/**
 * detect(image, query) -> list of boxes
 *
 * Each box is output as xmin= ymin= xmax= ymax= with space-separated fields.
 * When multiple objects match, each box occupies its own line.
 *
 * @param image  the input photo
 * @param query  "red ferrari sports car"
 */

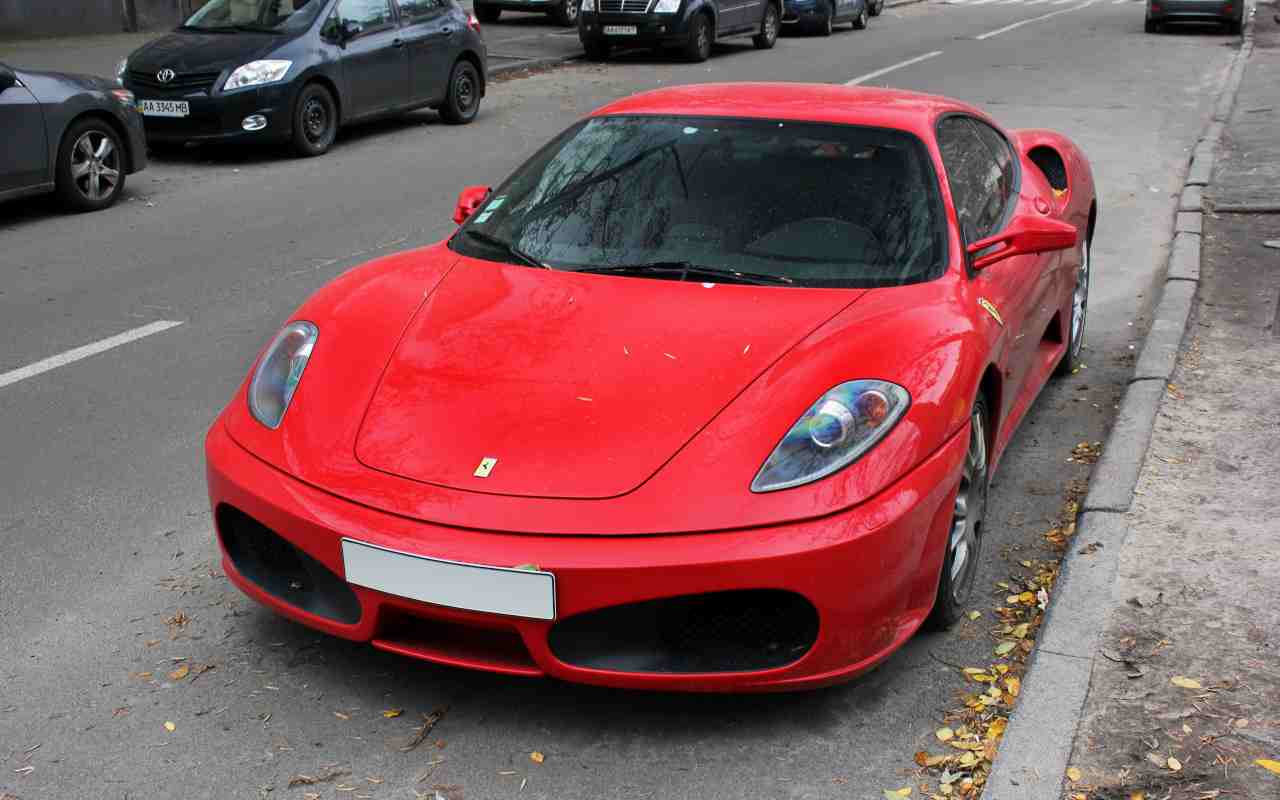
xmin=206 ymin=83 xmax=1095 ymax=692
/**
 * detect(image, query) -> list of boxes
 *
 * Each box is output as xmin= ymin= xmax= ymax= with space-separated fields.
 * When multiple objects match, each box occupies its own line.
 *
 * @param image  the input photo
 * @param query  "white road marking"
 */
xmin=845 ymin=50 xmax=944 ymax=85
xmin=974 ymin=0 xmax=1096 ymax=38
xmin=0 ymin=320 xmax=184 ymax=390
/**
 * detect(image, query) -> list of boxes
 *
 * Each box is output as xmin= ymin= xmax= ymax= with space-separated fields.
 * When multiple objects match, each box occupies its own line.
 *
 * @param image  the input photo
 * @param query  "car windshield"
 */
xmin=182 ymin=0 xmax=326 ymax=32
xmin=450 ymin=115 xmax=947 ymax=289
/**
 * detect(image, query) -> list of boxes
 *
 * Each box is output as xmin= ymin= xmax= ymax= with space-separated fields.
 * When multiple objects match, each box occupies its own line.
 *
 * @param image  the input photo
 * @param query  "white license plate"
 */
xmin=603 ymin=24 xmax=638 ymax=34
xmin=139 ymin=100 xmax=190 ymax=118
xmin=341 ymin=538 xmax=556 ymax=620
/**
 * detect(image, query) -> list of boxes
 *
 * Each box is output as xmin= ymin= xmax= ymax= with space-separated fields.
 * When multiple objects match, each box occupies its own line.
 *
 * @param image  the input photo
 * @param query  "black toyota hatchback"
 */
xmin=119 ymin=0 xmax=487 ymax=157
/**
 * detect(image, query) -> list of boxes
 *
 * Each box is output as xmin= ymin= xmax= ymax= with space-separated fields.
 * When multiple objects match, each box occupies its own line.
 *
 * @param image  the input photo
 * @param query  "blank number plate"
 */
xmin=341 ymin=538 xmax=556 ymax=620
xmin=139 ymin=99 xmax=190 ymax=118
xmin=603 ymin=24 xmax=638 ymax=34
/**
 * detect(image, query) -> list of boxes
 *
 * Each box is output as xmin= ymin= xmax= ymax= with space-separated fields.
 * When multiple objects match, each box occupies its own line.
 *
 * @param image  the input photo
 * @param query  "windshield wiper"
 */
xmin=463 ymin=230 xmax=549 ymax=269
xmin=177 ymin=24 xmax=235 ymax=32
xmin=577 ymin=262 xmax=793 ymax=286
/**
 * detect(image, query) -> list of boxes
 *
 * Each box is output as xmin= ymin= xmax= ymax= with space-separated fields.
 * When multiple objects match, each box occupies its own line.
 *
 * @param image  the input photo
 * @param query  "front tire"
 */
xmin=439 ymin=60 xmax=482 ymax=125
xmin=56 ymin=118 xmax=126 ymax=212
xmin=868 ymin=0 xmax=883 ymax=17
xmin=684 ymin=12 xmax=713 ymax=61
xmin=291 ymin=83 xmax=337 ymax=158
xmin=814 ymin=1 xmax=834 ymax=35
xmin=475 ymin=3 xmax=501 ymax=22
xmin=550 ymin=0 xmax=580 ymax=26
xmin=926 ymin=397 xmax=989 ymax=631
xmin=1054 ymin=237 xmax=1090 ymax=377
xmin=851 ymin=3 xmax=868 ymax=28
xmin=753 ymin=2 xmax=779 ymax=47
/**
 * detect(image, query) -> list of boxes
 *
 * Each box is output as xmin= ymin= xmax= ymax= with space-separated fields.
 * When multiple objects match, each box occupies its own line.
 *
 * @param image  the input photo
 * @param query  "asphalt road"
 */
xmin=0 ymin=4 xmax=1239 ymax=798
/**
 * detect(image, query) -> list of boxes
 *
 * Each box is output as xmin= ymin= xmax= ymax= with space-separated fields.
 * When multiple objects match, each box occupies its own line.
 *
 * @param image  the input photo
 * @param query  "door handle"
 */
xmin=392 ymin=37 xmax=405 ymax=47
xmin=441 ymin=26 xmax=453 ymax=34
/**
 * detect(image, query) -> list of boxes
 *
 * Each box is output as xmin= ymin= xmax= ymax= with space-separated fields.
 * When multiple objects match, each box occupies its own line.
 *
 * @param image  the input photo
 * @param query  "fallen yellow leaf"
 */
xmin=168 ymin=665 xmax=189 ymax=681
xmin=333 ymin=711 xmax=351 ymax=720
xmin=163 ymin=721 xmax=176 ymax=732
xmin=382 ymin=709 xmax=403 ymax=719
xmin=995 ymin=642 xmax=1017 ymax=656
xmin=883 ymin=789 xmax=911 ymax=799
xmin=530 ymin=751 xmax=545 ymax=764
xmin=1171 ymin=676 xmax=1202 ymax=690
xmin=967 ymin=611 xmax=982 ymax=621
xmin=1129 ymin=792 xmax=1146 ymax=800
xmin=936 ymin=727 xmax=955 ymax=742
xmin=1256 ymin=759 xmax=1280 ymax=775
xmin=1066 ymin=767 xmax=1082 ymax=782
xmin=1005 ymin=676 xmax=1021 ymax=696
xmin=1168 ymin=757 xmax=1182 ymax=772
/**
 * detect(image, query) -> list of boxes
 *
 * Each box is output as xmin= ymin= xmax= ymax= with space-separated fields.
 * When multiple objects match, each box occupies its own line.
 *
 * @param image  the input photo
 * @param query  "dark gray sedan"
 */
xmin=0 ymin=62 xmax=147 ymax=212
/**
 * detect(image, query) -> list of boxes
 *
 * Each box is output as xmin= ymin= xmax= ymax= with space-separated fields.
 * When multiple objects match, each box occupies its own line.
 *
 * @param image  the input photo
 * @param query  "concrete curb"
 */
xmin=982 ymin=12 xmax=1257 ymax=799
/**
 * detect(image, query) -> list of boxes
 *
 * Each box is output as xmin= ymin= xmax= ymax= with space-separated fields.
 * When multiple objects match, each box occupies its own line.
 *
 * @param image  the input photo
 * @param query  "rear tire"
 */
xmin=815 ymin=1 xmax=834 ymax=35
xmin=475 ymin=3 xmax=501 ymax=22
xmin=868 ymin=0 xmax=883 ymax=16
xmin=439 ymin=60 xmax=481 ymax=125
xmin=583 ymin=38 xmax=611 ymax=60
xmin=852 ymin=4 xmax=868 ymax=28
xmin=684 ymin=12 xmax=713 ymax=61
xmin=1226 ymin=18 xmax=1242 ymax=34
xmin=291 ymin=82 xmax=337 ymax=158
xmin=55 ymin=117 xmax=127 ymax=213
xmin=753 ymin=2 xmax=779 ymax=47
xmin=550 ymin=0 xmax=580 ymax=26
xmin=925 ymin=396 xmax=990 ymax=631
xmin=1144 ymin=17 xmax=1159 ymax=32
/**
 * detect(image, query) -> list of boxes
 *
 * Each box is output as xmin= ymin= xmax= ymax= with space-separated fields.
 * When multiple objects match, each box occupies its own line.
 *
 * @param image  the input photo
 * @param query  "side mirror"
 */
xmin=453 ymin=185 xmax=492 ymax=225
xmin=967 ymin=213 xmax=1078 ymax=271
xmin=340 ymin=19 xmax=364 ymax=40
xmin=0 ymin=65 xmax=16 ymax=93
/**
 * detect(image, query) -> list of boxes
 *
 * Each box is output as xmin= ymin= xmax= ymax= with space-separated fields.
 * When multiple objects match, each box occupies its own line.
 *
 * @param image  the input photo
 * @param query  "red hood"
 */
xmin=354 ymin=257 xmax=865 ymax=499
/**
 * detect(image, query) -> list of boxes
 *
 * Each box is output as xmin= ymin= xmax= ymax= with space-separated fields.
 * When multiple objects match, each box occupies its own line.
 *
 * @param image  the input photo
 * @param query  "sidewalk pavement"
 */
xmin=991 ymin=5 xmax=1280 ymax=799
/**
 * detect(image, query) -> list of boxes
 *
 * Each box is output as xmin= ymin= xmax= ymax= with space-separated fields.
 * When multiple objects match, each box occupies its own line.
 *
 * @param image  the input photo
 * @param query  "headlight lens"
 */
xmin=581 ymin=0 xmax=596 ymax=11
xmin=248 ymin=321 xmax=318 ymax=429
xmin=109 ymin=89 xmax=136 ymax=106
xmin=653 ymin=0 xmax=680 ymax=11
xmin=115 ymin=58 xmax=128 ymax=84
xmin=224 ymin=59 xmax=293 ymax=91
xmin=751 ymin=380 xmax=910 ymax=492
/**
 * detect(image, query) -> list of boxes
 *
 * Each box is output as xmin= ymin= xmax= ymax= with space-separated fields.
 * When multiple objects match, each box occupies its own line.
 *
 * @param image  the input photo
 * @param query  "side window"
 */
xmin=970 ymin=119 xmax=1017 ymax=230
xmin=334 ymin=0 xmax=395 ymax=33
xmin=937 ymin=116 xmax=1009 ymax=241
xmin=398 ymin=0 xmax=445 ymax=19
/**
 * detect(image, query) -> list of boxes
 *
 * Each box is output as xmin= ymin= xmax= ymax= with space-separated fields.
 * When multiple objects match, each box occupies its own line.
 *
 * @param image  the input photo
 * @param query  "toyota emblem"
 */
xmin=157 ymin=68 xmax=176 ymax=84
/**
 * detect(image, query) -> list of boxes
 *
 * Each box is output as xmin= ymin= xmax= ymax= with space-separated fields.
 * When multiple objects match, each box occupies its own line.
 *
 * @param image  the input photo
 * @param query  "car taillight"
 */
xmin=467 ymin=11 xmax=481 ymax=31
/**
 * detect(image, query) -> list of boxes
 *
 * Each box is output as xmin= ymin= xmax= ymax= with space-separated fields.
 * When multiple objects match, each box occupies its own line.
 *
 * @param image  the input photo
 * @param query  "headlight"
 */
xmin=248 ymin=321 xmax=318 ymax=429
xmin=581 ymin=0 xmax=596 ymax=11
xmin=751 ymin=380 xmax=910 ymax=492
xmin=109 ymin=89 xmax=136 ymax=106
xmin=115 ymin=58 xmax=128 ymax=85
xmin=224 ymin=59 xmax=293 ymax=91
xmin=653 ymin=0 xmax=680 ymax=11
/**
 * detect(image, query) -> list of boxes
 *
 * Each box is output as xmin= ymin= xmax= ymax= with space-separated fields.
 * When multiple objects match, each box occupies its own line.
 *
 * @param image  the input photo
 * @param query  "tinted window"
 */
xmin=398 ymin=0 xmax=444 ymax=18
xmin=335 ymin=0 xmax=395 ymax=29
xmin=183 ymin=0 xmax=327 ymax=32
xmin=937 ymin=116 xmax=1013 ymax=240
xmin=449 ymin=116 xmax=946 ymax=289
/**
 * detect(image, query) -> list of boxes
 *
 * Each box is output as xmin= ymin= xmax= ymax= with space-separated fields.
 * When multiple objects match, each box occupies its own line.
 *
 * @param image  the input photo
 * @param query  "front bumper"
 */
xmin=206 ymin=419 xmax=967 ymax=692
xmin=121 ymin=107 xmax=149 ymax=173
xmin=580 ymin=12 xmax=691 ymax=45
xmin=122 ymin=81 xmax=294 ymax=144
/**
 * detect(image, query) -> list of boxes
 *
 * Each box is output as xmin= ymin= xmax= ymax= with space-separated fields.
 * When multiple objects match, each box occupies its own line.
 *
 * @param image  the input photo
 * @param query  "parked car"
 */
xmin=578 ymin=0 xmax=780 ymax=61
xmin=782 ymin=0 xmax=877 ymax=35
xmin=118 ymin=0 xmax=486 ymax=158
xmin=205 ymin=82 xmax=1096 ymax=692
xmin=0 ymin=62 xmax=147 ymax=212
xmin=1144 ymin=0 xmax=1241 ymax=33
xmin=474 ymin=0 xmax=582 ymax=27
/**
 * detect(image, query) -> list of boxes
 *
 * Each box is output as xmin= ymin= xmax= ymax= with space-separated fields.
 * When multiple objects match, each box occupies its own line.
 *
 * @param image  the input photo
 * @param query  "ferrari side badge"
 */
xmin=474 ymin=457 xmax=498 ymax=478
xmin=978 ymin=298 xmax=1004 ymax=327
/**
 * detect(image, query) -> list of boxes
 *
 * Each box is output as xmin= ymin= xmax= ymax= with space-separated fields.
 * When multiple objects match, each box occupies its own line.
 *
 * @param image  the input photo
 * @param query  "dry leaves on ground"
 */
xmin=288 ymin=767 xmax=351 ymax=787
xmin=401 ymin=707 xmax=449 ymax=753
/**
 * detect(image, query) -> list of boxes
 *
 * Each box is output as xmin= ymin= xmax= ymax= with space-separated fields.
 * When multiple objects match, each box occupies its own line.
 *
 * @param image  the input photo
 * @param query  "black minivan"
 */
xmin=579 ymin=0 xmax=779 ymax=62
xmin=119 ymin=0 xmax=487 ymax=157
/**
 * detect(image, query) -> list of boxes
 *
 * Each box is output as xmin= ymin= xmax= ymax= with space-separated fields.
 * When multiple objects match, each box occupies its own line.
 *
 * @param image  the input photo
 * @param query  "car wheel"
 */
xmin=1054 ymin=237 xmax=1090 ymax=377
xmin=475 ymin=3 xmax=501 ymax=22
xmin=852 ymin=4 xmax=868 ymax=28
xmin=440 ymin=60 xmax=482 ymax=125
xmin=291 ymin=83 xmax=337 ymax=158
xmin=1144 ymin=17 xmax=1160 ymax=32
xmin=1226 ymin=18 xmax=1241 ymax=34
xmin=753 ymin=2 xmax=779 ymax=47
xmin=582 ymin=38 xmax=611 ymax=60
xmin=551 ymin=0 xmax=580 ymax=26
xmin=815 ymin=1 xmax=834 ymax=35
xmin=684 ymin=12 xmax=713 ymax=62
xmin=868 ymin=0 xmax=883 ymax=17
xmin=926 ymin=396 xmax=989 ymax=631
xmin=55 ymin=118 xmax=126 ymax=213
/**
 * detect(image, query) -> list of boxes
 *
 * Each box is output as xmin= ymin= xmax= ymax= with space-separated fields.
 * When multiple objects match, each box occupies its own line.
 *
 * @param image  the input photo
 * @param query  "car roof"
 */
xmin=590 ymin=83 xmax=983 ymax=138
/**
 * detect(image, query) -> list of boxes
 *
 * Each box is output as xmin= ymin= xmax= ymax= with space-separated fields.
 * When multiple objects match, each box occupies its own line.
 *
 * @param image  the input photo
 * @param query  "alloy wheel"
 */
xmin=70 ymin=130 xmax=120 ymax=202
xmin=1070 ymin=239 xmax=1090 ymax=361
xmin=948 ymin=406 xmax=988 ymax=606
